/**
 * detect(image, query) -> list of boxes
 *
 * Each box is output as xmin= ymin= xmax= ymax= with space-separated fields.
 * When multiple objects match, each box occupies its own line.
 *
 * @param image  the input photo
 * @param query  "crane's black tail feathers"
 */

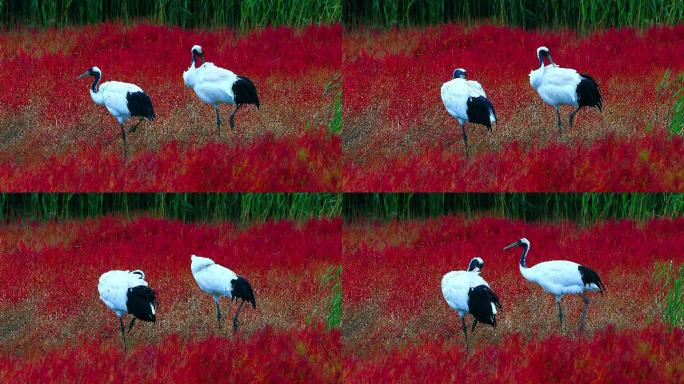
xmin=126 ymin=91 xmax=156 ymax=120
xmin=126 ymin=285 xmax=157 ymax=322
xmin=577 ymin=74 xmax=602 ymax=111
xmin=233 ymin=76 xmax=260 ymax=109
xmin=232 ymin=276 xmax=256 ymax=309
xmin=468 ymin=285 xmax=501 ymax=327
xmin=578 ymin=265 xmax=606 ymax=294
xmin=466 ymin=96 xmax=496 ymax=130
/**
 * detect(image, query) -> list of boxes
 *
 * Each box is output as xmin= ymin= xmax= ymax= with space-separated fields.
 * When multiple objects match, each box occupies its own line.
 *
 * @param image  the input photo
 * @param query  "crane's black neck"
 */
xmin=519 ymin=243 xmax=530 ymax=268
xmin=192 ymin=50 xmax=197 ymax=66
xmin=91 ymin=72 xmax=101 ymax=93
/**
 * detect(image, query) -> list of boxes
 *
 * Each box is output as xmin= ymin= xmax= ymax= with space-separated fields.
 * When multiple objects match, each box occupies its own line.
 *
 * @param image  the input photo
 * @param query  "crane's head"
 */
xmin=76 ymin=66 xmax=101 ymax=80
xmin=191 ymin=45 xmax=205 ymax=64
xmin=453 ymin=68 xmax=467 ymax=79
xmin=536 ymin=46 xmax=555 ymax=67
xmin=467 ymin=257 xmax=484 ymax=272
xmin=503 ymin=237 xmax=530 ymax=250
xmin=130 ymin=270 xmax=145 ymax=279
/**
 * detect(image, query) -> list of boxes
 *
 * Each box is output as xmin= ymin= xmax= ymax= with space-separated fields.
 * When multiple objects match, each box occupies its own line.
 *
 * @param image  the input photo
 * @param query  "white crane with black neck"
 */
xmin=529 ymin=46 xmax=602 ymax=133
xmin=191 ymin=255 xmax=256 ymax=333
xmin=441 ymin=68 xmax=497 ymax=157
xmin=98 ymin=269 xmax=157 ymax=350
xmin=441 ymin=257 xmax=501 ymax=345
xmin=183 ymin=45 xmax=260 ymax=136
xmin=504 ymin=238 xmax=605 ymax=332
xmin=77 ymin=66 xmax=155 ymax=157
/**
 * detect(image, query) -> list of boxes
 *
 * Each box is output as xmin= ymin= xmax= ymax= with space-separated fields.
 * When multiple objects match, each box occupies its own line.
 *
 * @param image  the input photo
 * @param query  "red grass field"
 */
xmin=0 ymin=23 xmax=341 ymax=191
xmin=0 ymin=217 xmax=341 ymax=382
xmin=343 ymin=216 xmax=684 ymax=382
xmin=343 ymin=24 xmax=684 ymax=191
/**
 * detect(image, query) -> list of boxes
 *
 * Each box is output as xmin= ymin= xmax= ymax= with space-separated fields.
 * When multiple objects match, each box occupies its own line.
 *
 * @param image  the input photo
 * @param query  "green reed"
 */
xmin=343 ymin=193 xmax=684 ymax=223
xmin=0 ymin=193 xmax=342 ymax=223
xmin=0 ymin=0 xmax=341 ymax=28
xmin=343 ymin=0 xmax=684 ymax=31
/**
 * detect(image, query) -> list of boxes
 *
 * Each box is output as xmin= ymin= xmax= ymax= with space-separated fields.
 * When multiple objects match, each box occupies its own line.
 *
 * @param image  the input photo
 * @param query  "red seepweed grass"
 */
xmin=343 ymin=215 xmax=684 ymax=382
xmin=0 ymin=23 xmax=341 ymax=191
xmin=0 ymin=216 xmax=342 ymax=382
xmin=343 ymin=24 xmax=684 ymax=191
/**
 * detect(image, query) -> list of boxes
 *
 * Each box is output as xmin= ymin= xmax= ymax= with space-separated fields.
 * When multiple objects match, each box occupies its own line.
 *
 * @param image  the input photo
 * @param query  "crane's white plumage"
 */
xmin=441 ymin=257 xmax=501 ymax=344
xmin=77 ymin=66 xmax=155 ymax=157
xmin=504 ymin=238 xmax=604 ymax=332
xmin=183 ymin=45 xmax=260 ymax=134
xmin=520 ymin=259 xmax=601 ymax=297
xmin=441 ymin=68 xmax=496 ymax=157
xmin=191 ymin=254 xmax=256 ymax=332
xmin=529 ymin=46 xmax=602 ymax=132
xmin=191 ymin=254 xmax=239 ymax=298
xmin=98 ymin=269 xmax=157 ymax=349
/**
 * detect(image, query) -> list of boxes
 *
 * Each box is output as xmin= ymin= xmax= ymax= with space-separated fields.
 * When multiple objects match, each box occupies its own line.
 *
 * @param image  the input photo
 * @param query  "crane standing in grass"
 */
xmin=98 ymin=269 xmax=157 ymax=350
xmin=441 ymin=68 xmax=497 ymax=157
xmin=441 ymin=257 xmax=501 ymax=346
xmin=529 ymin=46 xmax=602 ymax=132
xmin=503 ymin=238 xmax=605 ymax=332
xmin=190 ymin=255 xmax=256 ymax=333
xmin=77 ymin=66 xmax=155 ymax=157
xmin=183 ymin=45 xmax=260 ymax=135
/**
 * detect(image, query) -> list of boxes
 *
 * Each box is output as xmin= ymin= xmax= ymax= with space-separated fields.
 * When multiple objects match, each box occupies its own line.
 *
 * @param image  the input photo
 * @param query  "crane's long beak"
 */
xmin=76 ymin=71 xmax=90 ymax=80
xmin=503 ymin=241 xmax=518 ymax=250
xmin=547 ymin=54 xmax=556 ymax=66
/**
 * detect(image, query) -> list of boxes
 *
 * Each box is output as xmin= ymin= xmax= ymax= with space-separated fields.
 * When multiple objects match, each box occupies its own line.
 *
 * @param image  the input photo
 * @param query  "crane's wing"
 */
xmin=532 ymin=260 xmax=583 ymax=287
xmin=98 ymin=271 xmax=130 ymax=311
xmin=196 ymin=264 xmax=239 ymax=297
xmin=196 ymin=63 xmax=238 ymax=84
xmin=441 ymin=271 xmax=487 ymax=311
xmin=100 ymin=81 xmax=144 ymax=119
xmin=466 ymin=80 xmax=487 ymax=98
xmin=541 ymin=66 xmax=582 ymax=87
xmin=440 ymin=79 xmax=470 ymax=119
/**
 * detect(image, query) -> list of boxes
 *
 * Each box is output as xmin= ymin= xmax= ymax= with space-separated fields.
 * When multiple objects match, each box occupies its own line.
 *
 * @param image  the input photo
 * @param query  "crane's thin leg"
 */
xmin=214 ymin=297 xmax=222 ymax=328
xmin=215 ymin=105 xmax=221 ymax=136
xmin=579 ymin=295 xmax=591 ymax=333
xmin=471 ymin=319 xmax=478 ymax=332
xmin=461 ymin=316 xmax=468 ymax=346
xmin=555 ymin=107 xmax=563 ymax=133
xmin=120 ymin=123 xmax=127 ymax=157
xmin=129 ymin=118 xmax=144 ymax=134
xmin=229 ymin=104 xmax=242 ymax=131
xmin=568 ymin=107 xmax=582 ymax=128
xmin=128 ymin=317 xmax=136 ymax=332
xmin=556 ymin=298 xmax=564 ymax=329
xmin=232 ymin=300 xmax=245 ymax=333
xmin=119 ymin=317 xmax=127 ymax=351
xmin=461 ymin=123 xmax=469 ymax=158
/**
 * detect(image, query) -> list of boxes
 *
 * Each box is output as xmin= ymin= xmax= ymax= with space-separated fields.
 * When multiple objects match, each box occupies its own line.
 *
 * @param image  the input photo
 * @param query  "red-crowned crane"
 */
xmin=503 ymin=238 xmax=605 ymax=332
xmin=441 ymin=68 xmax=497 ymax=157
xmin=77 ymin=67 xmax=155 ymax=157
xmin=182 ymin=45 xmax=260 ymax=135
xmin=98 ymin=269 xmax=157 ymax=350
xmin=529 ymin=46 xmax=602 ymax=132
xmin=190 ymin=255 xmax=256 ymax=332
xmin=441 ymin=257 xmax=501 ymax=345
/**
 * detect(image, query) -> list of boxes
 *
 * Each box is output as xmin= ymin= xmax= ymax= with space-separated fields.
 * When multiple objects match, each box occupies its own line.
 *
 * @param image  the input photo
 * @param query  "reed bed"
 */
xmin=343 ymin=193 xmax=684 ymax=223
xmin=0 ymin=193 xmax=342 ymax=223
xmin=343 ymin=0 xmax=684 ymax=30
xmin=0 ymin=0 xmax=341 ymax=28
